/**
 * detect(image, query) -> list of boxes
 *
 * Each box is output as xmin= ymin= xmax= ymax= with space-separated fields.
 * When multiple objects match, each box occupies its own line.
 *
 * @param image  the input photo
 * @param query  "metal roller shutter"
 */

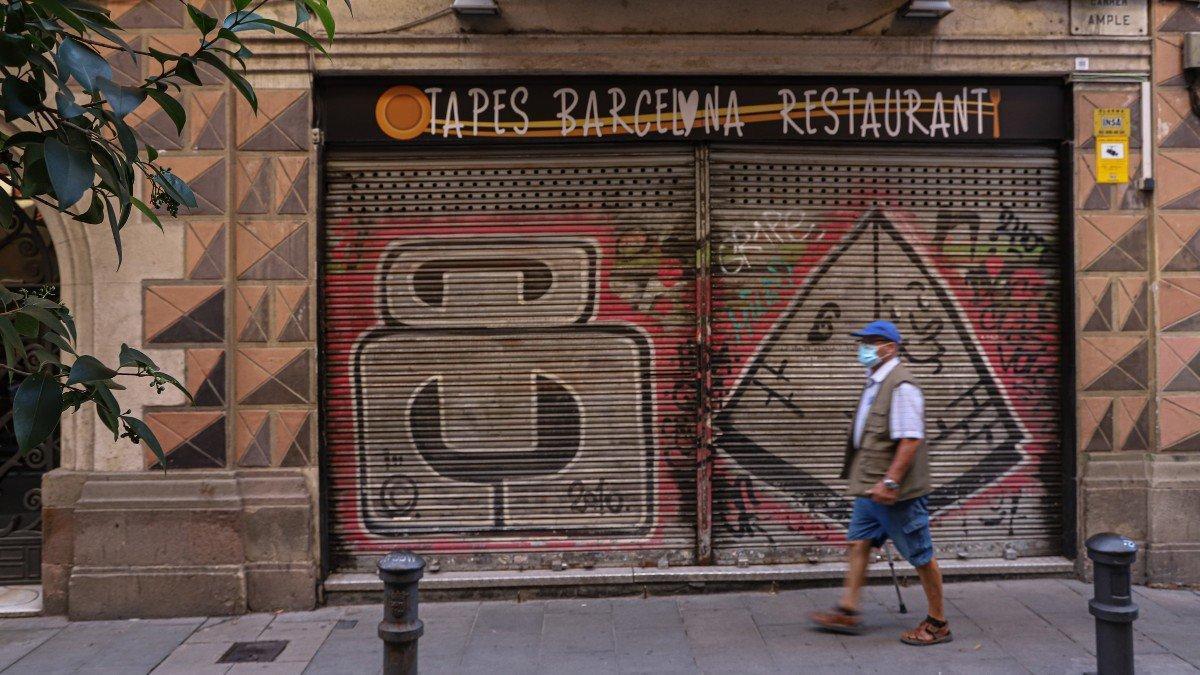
xmin=323 ymin=147 xmax=699 ymax=571
xmin=708 ymin=145 xmax=1064 ymax=564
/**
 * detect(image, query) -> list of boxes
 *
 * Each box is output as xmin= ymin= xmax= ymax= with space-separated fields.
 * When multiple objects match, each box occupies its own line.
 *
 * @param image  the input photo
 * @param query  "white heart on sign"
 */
xmin=677 ymin=90 xmax=700 ymax=135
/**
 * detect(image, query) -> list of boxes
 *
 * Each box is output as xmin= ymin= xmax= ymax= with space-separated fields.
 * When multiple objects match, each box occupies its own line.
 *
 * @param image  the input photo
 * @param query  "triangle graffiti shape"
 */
xmin=1084 ymin=402 xmax=1114 ymax=452
xmin=714 ymin=210 xmax=1026 ymax=522
xmin=1083 ymin=282 xmax=1113 ymax=332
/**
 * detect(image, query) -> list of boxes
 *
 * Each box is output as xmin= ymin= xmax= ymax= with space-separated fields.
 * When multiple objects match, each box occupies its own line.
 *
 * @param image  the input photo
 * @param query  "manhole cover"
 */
xmin=218 ymin=640 xmax=289 ymax=663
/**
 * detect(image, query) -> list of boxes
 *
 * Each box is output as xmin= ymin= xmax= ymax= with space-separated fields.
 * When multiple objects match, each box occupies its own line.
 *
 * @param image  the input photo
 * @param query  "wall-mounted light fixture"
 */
xmin=452 ymin=0 xmax=500 ymax=16
xmin=900 ymin=0 xmax=954 ymax=19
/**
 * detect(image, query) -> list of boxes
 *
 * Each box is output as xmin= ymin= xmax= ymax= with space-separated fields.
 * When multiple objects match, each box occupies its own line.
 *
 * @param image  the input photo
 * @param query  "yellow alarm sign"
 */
xmin=1094 ymin=108 xmax=1130 ymax=184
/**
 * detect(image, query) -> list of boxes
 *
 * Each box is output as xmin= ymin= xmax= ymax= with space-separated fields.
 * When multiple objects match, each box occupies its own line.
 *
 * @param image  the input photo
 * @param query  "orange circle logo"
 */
xmin=375 ymin=85 xmax=432 ymax=141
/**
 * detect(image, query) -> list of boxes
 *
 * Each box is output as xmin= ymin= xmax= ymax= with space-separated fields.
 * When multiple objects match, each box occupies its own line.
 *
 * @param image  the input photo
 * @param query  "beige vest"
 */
xmin=840 ymin=362 xmax=932 ymax=501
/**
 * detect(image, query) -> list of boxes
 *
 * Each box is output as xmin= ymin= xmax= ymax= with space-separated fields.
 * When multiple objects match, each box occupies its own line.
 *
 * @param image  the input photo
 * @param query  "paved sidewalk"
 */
xmin=0 ymin=579 xmax=1197 ymax=674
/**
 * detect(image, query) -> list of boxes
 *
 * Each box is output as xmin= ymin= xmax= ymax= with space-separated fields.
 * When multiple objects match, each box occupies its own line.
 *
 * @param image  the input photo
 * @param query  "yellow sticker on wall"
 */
xmin=1094 ymin=108 xmax=1130 ymax=184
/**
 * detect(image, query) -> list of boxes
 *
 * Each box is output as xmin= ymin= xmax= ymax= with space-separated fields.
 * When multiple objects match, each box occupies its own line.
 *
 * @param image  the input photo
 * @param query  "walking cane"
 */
xmin=884 ymin=541 xmax=908 ymax=614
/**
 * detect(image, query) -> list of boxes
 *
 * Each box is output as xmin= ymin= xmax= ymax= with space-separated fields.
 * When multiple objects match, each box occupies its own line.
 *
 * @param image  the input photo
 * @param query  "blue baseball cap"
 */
xmin=851 ymin=320 xmax=902 ymax=344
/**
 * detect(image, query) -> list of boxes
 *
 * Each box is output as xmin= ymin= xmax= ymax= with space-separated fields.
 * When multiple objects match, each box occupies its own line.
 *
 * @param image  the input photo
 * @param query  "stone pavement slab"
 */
xmin=0 ymin=579 xmax=1198 ymax=673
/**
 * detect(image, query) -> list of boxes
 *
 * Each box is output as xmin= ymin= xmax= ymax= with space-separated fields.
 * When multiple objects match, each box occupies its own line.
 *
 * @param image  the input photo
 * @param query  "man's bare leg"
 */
xmin=839 ymin=539 xmax=874 ymax=611
xmin=914 ymin=558 xmax=945 ymax=621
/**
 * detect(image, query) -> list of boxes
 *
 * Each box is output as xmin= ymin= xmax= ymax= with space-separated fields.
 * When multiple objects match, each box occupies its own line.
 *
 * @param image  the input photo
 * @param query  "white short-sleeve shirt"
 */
xmin=852 ymin=357 xmax=925 ymax=450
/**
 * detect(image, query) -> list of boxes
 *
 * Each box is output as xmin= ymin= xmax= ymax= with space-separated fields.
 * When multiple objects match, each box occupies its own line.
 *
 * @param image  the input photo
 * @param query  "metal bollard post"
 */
xmin=1086 ymin=533 xmax=1139 ymax=675
xmin=378 ymin=550 xmax=426 ymax=675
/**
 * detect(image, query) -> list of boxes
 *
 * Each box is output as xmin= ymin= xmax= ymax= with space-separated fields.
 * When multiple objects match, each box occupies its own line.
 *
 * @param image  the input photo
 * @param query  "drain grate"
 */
xmin=334 ymin=619 xmax=358 ymax=630
xmin=218 ymin=640 xmax=289 ymax=663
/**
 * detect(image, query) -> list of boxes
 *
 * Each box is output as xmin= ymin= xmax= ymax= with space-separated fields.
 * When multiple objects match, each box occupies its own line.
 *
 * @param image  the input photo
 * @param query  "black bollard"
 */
xmin=378 ymin=550 xmax=426 ymax=675
xmin=1086 ymin=533 xmax=1139 ymax=675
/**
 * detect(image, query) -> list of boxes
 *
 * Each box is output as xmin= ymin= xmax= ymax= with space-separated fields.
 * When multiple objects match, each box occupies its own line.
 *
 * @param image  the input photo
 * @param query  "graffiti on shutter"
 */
xmin=709 ymin=149 xmax=1063 ymax=562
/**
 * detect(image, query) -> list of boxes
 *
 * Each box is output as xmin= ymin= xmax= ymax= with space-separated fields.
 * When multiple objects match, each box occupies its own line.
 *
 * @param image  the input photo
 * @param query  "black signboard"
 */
xmin=319 ymin=78 xmax=1068 ymax=145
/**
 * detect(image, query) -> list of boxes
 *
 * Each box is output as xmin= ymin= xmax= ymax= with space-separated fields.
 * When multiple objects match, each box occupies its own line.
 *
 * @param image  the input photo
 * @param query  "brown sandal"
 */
xmin=809 ymin=605 xmax=864 ymax=635
xmin=900 ymin=616 xmax=953 ymax=646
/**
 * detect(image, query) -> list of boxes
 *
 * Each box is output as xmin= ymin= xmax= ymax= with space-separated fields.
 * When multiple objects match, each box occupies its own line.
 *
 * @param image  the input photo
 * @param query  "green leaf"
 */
xmin=42 ymin=330 xmax=77 ymax=356
xmin=91 ymin=382 xmax=121 ymax=438
xmin=0 ymin=189 xmax=12 ymax=231
xmin=0 ymin=35 xmax=28 ymax=68
xmin=90 ymin=23 xmax=138 ymax=62
xmin=119 ymin=343 xmax=158 ymax=369
xmin=108 ymin=200 xmax=129 ymax=264
xmin=1 ymin=131 xmax=45 ymax=151
xmin=301 ymin=0 xmax=335 ymax=41
xmin=187 ymin=4 xmax=219 ymax=34
xmin=32 ymin=348 xmax=61 ymax=367
xmin=20 ymin=306 xmax=67 ymax=336
xmin=196 ymin=51 xmax=256 ymax=112
xmin=121 ymin=416 xmax=164 ymax=467
xmin=131 ymin=197 xmax=162 ymax=229
xmin=154 ymin=170 xmax=197 ymax=209
xmin=0 ymin=316 xmax=20 ymax=371
xmin=216 ymin=28 xmax=243 ymax=45
xmin=30 ymin=0 xmax=87 ymax=32
xmin=21 ymin=296 xmax=64 ymax=310
xmin=175 ymin=59 xmax=203 ymax=86
xmin=294 ymin=1 xmax=311 ymax=26
xmin=45 ymin=136 xmax=94 ymax=208
xmin=97 ymin=76 xmax=144 ymax=118
xmin=56 ymin=37 xmax=112 ymax=90
xmin=13 ymin=313 xmax=38 ymax=338
xmin=223 ymin=10 xmax=274 ymax=32
xmin=66 ymin=354 xmax=119 ymax=384
xmin=114 ymin=119 xmax=139 ymax=159
xmin=157 ymin=370 xmax=193 ymax=402
xmin=55 ymin=91 xmax=86 ymax=118
xmin=262 ymin=18 xmax=327 ymax=54
xmin=2 ymin=77 xmax=43 ymax=119
xmin=94 ymin=397 xmax=120 ymax=437
xmin=145 ymin=89 xmax=186 ymax=134
xmin=234 ymin=0 xmax=252 ymax=10
xmin=74 ymin=192 xmax=106 ymax=224
xmin=13 ymin=375 xmax=63 ymax=453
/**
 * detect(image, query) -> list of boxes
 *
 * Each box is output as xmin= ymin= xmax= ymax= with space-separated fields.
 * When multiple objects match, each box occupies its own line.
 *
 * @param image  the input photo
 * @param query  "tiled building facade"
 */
xmin=31 ymin=0 xmax=1200 ymax=618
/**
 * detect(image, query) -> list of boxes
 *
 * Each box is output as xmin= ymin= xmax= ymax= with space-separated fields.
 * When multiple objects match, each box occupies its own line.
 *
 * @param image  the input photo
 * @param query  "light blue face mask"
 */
xmin=857 ymin=344 xmax=881 ymax=368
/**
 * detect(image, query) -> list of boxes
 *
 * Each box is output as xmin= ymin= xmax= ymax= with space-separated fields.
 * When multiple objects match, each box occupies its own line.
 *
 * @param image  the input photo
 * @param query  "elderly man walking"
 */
xmin=809 ymin=320 xmax=951 ymax=646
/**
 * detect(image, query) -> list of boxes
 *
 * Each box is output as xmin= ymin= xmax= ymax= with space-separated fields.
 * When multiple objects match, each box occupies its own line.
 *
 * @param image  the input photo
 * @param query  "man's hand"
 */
xmin=867 ymin=480 xmax=900 ymax=505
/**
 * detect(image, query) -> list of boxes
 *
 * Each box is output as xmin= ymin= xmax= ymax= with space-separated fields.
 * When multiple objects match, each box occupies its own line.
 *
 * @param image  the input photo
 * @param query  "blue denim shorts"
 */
xmin=846 ymin=495 xmax=934 ymax=567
